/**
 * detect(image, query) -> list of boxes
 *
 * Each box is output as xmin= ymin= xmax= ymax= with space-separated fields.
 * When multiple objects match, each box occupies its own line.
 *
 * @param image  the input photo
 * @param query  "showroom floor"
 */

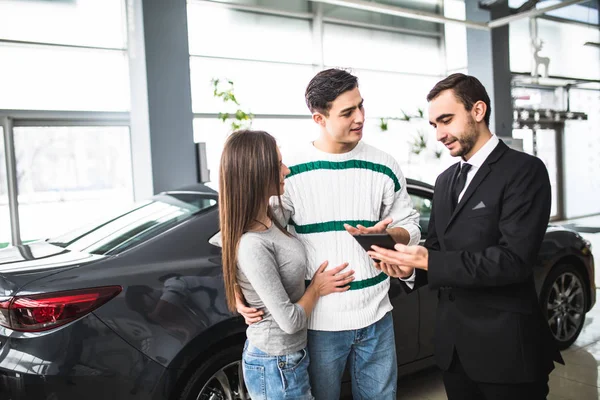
xmin=397 ymin=214 xmax=600 ymax=400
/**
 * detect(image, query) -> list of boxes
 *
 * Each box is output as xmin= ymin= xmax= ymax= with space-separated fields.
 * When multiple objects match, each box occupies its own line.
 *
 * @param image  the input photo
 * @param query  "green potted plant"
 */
xmin=211 ymin=78 xmax=254 ymax=131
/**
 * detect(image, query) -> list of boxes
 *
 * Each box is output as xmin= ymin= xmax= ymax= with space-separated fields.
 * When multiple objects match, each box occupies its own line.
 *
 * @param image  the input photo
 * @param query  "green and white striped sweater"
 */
xmin=274 ymin=140 xmax=421 ymax=331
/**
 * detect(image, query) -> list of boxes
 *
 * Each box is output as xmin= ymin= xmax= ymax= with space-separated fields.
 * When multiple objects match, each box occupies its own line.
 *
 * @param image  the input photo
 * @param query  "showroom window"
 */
xmin=0 ymin=0 xmax=126 ymax=48
xmin=190 ymin=57 xmax=316 ymax=116
xmin=193 ymin=117 xmax=316 ymax=189
xmin=187 ymin=2 xmax=313 ymax=65
xmin=0 ymin=45 xmax=130 ymax=111
xmin=12 ymin=126 xmax=134 ymax=243
xmin=322 ymin=24 xmax=442 ymax=76
xmin=0 ymin=0 xmax=129 ymax=111
xmin=0 ymin=0 xmax=132 ymax=246
xmin=188 ymin=1 xmax=446 ymax=189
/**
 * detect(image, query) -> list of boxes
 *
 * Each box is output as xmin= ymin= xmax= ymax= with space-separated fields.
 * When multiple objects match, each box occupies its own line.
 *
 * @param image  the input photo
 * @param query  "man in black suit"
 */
xmin=368 ymin=73 xmax=563 ymax=399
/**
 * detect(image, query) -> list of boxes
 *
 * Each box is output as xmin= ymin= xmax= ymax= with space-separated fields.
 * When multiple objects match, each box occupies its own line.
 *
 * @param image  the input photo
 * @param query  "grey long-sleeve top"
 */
xmin=237 ymin=224 xmax=308 ymax=355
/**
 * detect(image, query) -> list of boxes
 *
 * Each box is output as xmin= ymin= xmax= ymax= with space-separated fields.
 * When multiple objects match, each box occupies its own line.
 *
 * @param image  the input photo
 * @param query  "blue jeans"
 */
xmin=242 ymin=340 xmax=314 ymax=400
xmin=307 ymin=311 xmax=397 ymax=400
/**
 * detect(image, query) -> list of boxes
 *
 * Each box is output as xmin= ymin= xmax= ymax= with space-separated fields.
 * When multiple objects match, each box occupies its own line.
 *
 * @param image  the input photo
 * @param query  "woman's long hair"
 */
xmin=219 ymin=130 xmax=288 ymax=312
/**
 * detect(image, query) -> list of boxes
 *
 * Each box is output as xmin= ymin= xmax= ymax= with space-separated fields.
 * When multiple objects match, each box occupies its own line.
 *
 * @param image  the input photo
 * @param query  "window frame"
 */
xmin=0 ymin=110 xmax=130 ymax=247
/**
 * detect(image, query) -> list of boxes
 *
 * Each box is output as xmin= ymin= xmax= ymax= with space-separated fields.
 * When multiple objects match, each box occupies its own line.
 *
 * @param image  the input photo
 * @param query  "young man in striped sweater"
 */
xmin=238 ymin=69 xmax=421 ymax=399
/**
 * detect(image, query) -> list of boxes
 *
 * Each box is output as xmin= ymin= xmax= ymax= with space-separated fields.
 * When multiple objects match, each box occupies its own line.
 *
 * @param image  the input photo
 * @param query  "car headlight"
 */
xmin=582 ymin=239 xmax=592 ymax=255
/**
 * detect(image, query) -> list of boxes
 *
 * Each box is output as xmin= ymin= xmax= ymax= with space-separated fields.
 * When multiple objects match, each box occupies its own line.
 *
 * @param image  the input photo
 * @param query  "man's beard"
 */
xmin=454 ymin=118 xmax=479 ymax=158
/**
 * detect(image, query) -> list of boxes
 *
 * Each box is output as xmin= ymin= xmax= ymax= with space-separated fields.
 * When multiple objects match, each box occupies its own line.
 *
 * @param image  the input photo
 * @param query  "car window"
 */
xmin=48 ymin=192 xmax=217 ymax=255
xmin=409 ymin=193 xmax=432 ymax=238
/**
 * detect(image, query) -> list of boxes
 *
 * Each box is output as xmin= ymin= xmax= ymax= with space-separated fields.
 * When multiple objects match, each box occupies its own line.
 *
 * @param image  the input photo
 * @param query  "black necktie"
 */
xmin=452 ymin=163 xmax=472 ymax=210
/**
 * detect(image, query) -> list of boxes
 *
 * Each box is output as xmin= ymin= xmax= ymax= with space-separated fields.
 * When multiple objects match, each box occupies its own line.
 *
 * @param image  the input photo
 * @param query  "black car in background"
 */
xmin=0 ymin=180 xmax=594 ymax=399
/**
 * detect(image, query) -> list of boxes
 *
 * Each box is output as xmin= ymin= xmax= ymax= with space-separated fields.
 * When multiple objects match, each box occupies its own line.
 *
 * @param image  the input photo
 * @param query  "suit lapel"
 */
xmin=446 ymin=164 xmax=491 ymax=229
xmin=444 ymin=140 xmax=509 ymax=231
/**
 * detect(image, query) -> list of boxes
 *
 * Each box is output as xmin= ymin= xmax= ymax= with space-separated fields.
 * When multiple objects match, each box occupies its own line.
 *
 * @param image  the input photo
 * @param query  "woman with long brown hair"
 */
xmin=219 ymin=130 xmax=354 ymax=399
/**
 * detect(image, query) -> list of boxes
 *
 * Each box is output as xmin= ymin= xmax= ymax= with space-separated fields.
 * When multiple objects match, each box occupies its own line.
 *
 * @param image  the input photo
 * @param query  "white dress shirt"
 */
xmin=401 ymin=134 xmax=500 ymax=286
xmin=458 ymin=134 xmax=500 ymax=202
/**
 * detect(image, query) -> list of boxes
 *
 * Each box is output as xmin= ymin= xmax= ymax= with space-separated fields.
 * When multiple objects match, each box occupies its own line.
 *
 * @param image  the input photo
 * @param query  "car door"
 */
xmin=390 ymin=269 xmax=420 ymax=365
xmin=408 ymin=187 xmax=437 ymax=359
xmin=387 ymin=185 xmax=437 ymax=366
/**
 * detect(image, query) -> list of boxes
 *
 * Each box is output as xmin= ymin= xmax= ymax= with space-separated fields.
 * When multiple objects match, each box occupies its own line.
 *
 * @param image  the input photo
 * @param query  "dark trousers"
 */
xmin=443 ymin=352 xmax=550 ymax=400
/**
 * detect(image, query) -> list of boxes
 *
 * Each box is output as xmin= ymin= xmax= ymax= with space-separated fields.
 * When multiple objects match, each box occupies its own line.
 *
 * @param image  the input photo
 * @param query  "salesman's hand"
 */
xmin=344 ymin=217 xmax=392 ymax=235
xmin=368 ymin=244 xmax=429 ymax=271
xmin=235 ymin=285 xmax=263 ymax=325
xmin=374 ymin=261 xmax=415 ymax=278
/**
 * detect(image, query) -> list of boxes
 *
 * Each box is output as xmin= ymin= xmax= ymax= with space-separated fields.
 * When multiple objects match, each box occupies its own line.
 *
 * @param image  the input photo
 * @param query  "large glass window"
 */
xmin=0 ymin=45 xmax=130 ymax=111
xmin=444 ymin=0 xmax=467 ymax=73
xmin=188 ymin=0 xmax=447 ymax=191
xmin=0 ymin=126 xmax=8 ymax=249
xmin=322 ymin=1 xmax=440 ymax=33
xmin=13 ymin=126 xmax=134 ymax=243
xmin=351 ymin=69 xmax=439 ymax=118
xmin=188 ymin=2 xmax=313 ymax=64
xmin=190 ymin=57 xmax=316 ymax=115
xmin=0 ymin=0 xmax=126 ymax=48
xmin=193 ymin=117 xmax=316 ymax=189
xmin=192 ymin=0 xmax=311 ymax=14
xmin=0 ymin=0 xmax=133 ymax=248
xmin=323 ymin=23 xmax=443 ymax=76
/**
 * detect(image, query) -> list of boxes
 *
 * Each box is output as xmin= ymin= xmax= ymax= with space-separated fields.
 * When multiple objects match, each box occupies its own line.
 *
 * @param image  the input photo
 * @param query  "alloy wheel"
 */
xmin=546 ymin=271 xmax=585 ymax=344
xmin=196 ymin=360 xmax=249 ymax=400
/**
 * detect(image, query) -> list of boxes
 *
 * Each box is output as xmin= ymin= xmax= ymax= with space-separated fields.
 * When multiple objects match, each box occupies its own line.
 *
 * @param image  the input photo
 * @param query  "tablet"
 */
xmin=352 ymin=233 xmax=397 ymax=253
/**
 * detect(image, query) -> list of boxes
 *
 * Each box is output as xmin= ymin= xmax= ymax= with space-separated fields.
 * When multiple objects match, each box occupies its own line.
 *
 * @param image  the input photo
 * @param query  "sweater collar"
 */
xmin=309 ymin=140 xmax=365 ymax=161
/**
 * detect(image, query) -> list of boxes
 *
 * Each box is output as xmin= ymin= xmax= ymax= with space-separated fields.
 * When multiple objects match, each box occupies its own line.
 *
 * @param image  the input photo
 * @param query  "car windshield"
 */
xmin=47 ymin=192 xmax=217 ymax=255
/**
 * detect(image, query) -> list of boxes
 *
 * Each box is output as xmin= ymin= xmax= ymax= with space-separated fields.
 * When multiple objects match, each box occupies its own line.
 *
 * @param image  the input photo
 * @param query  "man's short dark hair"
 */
xmin=427 ymin=73 xmax=492 ymax=127
xmin=305 ymin=68 xmax=358 ymax=116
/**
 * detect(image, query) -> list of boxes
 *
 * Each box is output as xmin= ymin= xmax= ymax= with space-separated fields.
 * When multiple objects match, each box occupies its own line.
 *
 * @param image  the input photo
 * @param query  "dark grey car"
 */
xmin=0 ymin=179 xmax=594 ymax=399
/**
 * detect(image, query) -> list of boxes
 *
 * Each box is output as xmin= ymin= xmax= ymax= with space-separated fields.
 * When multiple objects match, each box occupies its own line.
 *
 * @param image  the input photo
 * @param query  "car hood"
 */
xmin=0 ymin=242 xmax=105 ymax=295
xmin=547 ymin=224 xmax=579 ymax=235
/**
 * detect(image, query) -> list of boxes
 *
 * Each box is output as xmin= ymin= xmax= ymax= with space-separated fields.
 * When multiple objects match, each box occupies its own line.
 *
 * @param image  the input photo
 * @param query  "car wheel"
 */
xmin=179 ymin=343 xmax=249 ymax=400
xmin=540 ymin=263 xmax=588 ymax=350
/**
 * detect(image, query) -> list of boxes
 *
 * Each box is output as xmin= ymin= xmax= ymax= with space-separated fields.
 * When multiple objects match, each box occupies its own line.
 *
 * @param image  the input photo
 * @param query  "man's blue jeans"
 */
xmin=242 ymin=340 xmax=314 ymax=399
xmin=307 ymin=311 xmax=397 ymax=400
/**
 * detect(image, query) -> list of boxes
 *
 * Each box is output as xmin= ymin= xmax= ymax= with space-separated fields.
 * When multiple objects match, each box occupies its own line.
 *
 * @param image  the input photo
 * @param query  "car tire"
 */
xmin=540 ymin=263 xmax=588 ymax=350
xmin=179 ymin=342 xmax=249 ymax=400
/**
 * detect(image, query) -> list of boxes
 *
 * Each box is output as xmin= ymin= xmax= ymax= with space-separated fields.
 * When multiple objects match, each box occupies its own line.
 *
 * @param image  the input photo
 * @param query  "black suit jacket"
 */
xmin=424 ymin=139 xmax=563 ymax=383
